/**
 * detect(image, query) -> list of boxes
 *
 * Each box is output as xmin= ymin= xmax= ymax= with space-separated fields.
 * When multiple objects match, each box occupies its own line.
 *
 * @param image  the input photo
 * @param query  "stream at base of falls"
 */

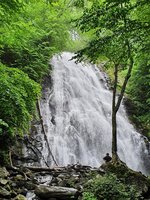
xmin=23 ymin=52 xmax=150 ymax=176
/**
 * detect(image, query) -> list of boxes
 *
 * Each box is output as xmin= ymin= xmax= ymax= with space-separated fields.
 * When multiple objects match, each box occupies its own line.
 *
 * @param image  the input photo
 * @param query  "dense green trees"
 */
xmin=127 ymin=56 xmax=150 ymax=137
xmin=75 ymin=0 xmax=150 ymax=160
xmin=0 ymin=65 xmax=40 ymax=164
xmin=0 ymin=0 xmax=149 ymax=165
xmin=0 ymin=65 xmax=40 ymax=137
xmin=127 ymin=1 xmax=150 ymax=137
xmin=0 ymin=0 xmax=74 ymax=164
xmin=0 ymin=0 xmax=72 ymax=81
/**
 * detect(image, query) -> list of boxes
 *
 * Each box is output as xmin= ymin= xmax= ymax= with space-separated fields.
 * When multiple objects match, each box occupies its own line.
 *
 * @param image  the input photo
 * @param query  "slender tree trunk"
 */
xmin=112 ymin=64 xmax=118 ymax=162
xmin=111 ymin=41 xmax=134 ymax=162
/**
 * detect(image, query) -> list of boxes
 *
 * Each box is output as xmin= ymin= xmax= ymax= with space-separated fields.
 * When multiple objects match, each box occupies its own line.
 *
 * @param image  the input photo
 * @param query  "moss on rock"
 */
xmin=101 ymin=161 xmax=150 ymax=194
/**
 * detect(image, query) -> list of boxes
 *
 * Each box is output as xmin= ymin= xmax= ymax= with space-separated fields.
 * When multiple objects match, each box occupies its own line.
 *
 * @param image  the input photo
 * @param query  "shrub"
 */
xmin=83 ymin=174 xmax=142 ymax=200
xmin=0 ymin=64 xmax=41 ymax=137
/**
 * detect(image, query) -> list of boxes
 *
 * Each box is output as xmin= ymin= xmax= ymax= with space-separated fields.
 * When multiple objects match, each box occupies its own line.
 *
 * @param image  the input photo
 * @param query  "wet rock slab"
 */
xmin=35 ymin=185 xmax=78 ymax=199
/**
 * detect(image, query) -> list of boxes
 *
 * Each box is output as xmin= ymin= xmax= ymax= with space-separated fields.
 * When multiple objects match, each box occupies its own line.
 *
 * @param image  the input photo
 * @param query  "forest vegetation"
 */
xmin=0 ymin=0 xmax=75 ymax=163
xmin=73 ymin=0 xmax=150 ymax=162
xmin=0 ymin=0 xmax=150 ymax=199
xmin=0 ymin=0 xmax=150 ymax=163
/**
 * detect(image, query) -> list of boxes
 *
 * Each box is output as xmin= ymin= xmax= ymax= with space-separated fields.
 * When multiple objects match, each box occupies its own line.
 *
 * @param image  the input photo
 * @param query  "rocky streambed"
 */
xmin=0 ymin=164 xmax=103 ymax=200
xmin=0 ymin=162 xmax=150 ymax=200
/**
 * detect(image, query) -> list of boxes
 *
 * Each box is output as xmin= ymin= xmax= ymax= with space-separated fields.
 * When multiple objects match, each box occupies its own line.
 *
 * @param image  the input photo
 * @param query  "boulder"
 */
xmin=0 ymin=178 xmax=8 ymax=185
xmin=13 ymin=194 xmax=27 ymax=200
xmin=0 ymin=186 xmax=10 ymax=198
xmin=101 ymin=161 xmax=150 ymax=194
xmin=0 ymin=167 xmax=9 ymax=178
xmin=35 ymin=185 xmax=78 ymax=199
xmin=15 ymin=174 xmax=24 ymax=181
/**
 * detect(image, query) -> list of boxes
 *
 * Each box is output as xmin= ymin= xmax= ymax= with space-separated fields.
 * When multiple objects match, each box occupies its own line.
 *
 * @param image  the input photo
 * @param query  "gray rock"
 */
xmin=0 ymin=167 xmax=9 ymax=178
xmin=56 ymin=177 xmax=62 ymax=184
xmin=0 ymin=178 xmax=8 ymax=185
xmin=13 ymin=194 xmax=27 ymax=200
xmin=58 ymin=173 xmax=68 ymax=179
xmin=24 ymin=181 xmax=36 ymax=190
xmin=58 ymin=179 xmax=68 ymax=187
xmin=11 ymin=182 xmax=17 ymax=187
xmin=0 ymin=186 xmax=10 ymax=197
xmin=35 ymin=185 xmax=78 ymax=199
xmin=15 ymin=174 xmax=24 ymax=181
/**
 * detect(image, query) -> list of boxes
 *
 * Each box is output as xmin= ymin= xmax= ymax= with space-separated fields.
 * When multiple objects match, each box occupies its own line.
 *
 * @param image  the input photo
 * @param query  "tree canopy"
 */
xmin=0 ymin=64 xmax=40 ymax=137
xmin=0 ymin=0 xmax=73 ymax=81
xmin=74 ymin=0 xmax=150 ymax=158
xmin=0 ymin=0 xmax=76 ymax=162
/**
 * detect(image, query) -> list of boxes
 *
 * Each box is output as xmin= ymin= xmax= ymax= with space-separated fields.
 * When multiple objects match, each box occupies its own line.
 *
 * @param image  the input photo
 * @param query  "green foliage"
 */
xmin=0 ymin=119 xmax=8 ymax=135
xmin=73 ymin=0 xmax=85 ymax=8
xmin=0 ymin=0 xmax=72 ymax=81
xmin=75 ymin=0 xmax=149 ymax=65
xmin=127 ymin=57 xmax=150 ymax=136
xmin=0 ymin=0 xmax=23 ymax=24
xmin=0 ymin=0 xmax=78 ymax=160
xmin=0 ymin=63 xmax=40 ymax=163
xmin=126 ymin=0 xmax=150 ymax=135
xmin=83 ymin=192 xmax=97 ymax=200
xmin=0 ymin=150 xmax=10 ymax=166
xmin=0 ymin=64 xmax=41 ymax=137
xmin=83 ymin=174 xmax=142 ymax=200
xmin=75 ymin=0 xmax=150 ymax=138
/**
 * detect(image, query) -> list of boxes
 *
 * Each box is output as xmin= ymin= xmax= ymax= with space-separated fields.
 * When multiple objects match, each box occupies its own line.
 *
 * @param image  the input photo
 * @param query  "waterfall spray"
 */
xmin=25 ymin=52 xmax=150 ymax=175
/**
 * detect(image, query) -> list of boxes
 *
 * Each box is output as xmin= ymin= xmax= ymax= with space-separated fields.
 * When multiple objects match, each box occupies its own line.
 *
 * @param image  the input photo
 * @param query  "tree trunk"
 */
xmin=111 ymin=41 xmax=134 ymax=162
xmin=112 ymin=64 xmax=118 ymax=162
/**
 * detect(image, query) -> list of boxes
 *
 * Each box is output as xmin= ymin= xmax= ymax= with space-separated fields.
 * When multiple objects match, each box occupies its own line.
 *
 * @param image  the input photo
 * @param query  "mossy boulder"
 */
xmin=0 ymin=178 xmax=8 ymax=185
xmin=13 ymin=194 xmax=27 ymax=200
xmin=0 ymin=186 xmax=11 ymax=198
xmin=0 ymin=167 xmax=9 ymax=178
xmin=101 ymin=161 xmax=150 ymax=194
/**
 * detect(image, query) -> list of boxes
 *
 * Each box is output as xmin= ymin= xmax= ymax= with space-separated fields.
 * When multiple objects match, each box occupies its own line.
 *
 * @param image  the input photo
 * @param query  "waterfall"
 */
xmin=27 ymin=52 xmax=150 ymax=175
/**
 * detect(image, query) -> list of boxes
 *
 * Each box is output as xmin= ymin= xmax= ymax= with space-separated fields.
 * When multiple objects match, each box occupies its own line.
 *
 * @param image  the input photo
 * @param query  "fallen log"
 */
xmin=24 ymin=166 xmax=66 ymax=172
xmin=35 ymin=185 xmax=78 ymax=199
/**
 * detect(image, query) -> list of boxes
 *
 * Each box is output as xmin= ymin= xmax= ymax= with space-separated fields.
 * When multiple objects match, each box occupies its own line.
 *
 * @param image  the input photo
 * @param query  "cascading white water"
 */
xmin=36 ymin=52 xmax=150 ymax=175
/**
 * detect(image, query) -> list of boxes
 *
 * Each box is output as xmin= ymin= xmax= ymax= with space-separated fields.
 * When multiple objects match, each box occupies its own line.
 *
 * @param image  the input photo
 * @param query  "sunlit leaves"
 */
xmin=76 ymin=0 xmax=150 ymax=66
xmin=0 ymin=64 xmax=41 ymax=136
xmin=75 ymin=0 xmax=150 ymax=137
xmin=0 ymin=0 xmax=24 ymax=26
xmin=0 ymin=0 xmax=72 ymax=81
xmin=0 ymin=0 xmax=74 ymax=144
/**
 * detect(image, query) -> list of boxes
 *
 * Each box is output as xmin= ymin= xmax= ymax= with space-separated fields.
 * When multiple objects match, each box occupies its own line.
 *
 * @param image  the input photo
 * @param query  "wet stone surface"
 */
xmin=0 ymin=165 xmax=102 ymax=200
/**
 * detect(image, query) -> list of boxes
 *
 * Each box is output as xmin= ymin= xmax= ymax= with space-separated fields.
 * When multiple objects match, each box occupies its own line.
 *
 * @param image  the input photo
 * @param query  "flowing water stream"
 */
xmin=25 ymin=52 xmax=150 ymax=175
